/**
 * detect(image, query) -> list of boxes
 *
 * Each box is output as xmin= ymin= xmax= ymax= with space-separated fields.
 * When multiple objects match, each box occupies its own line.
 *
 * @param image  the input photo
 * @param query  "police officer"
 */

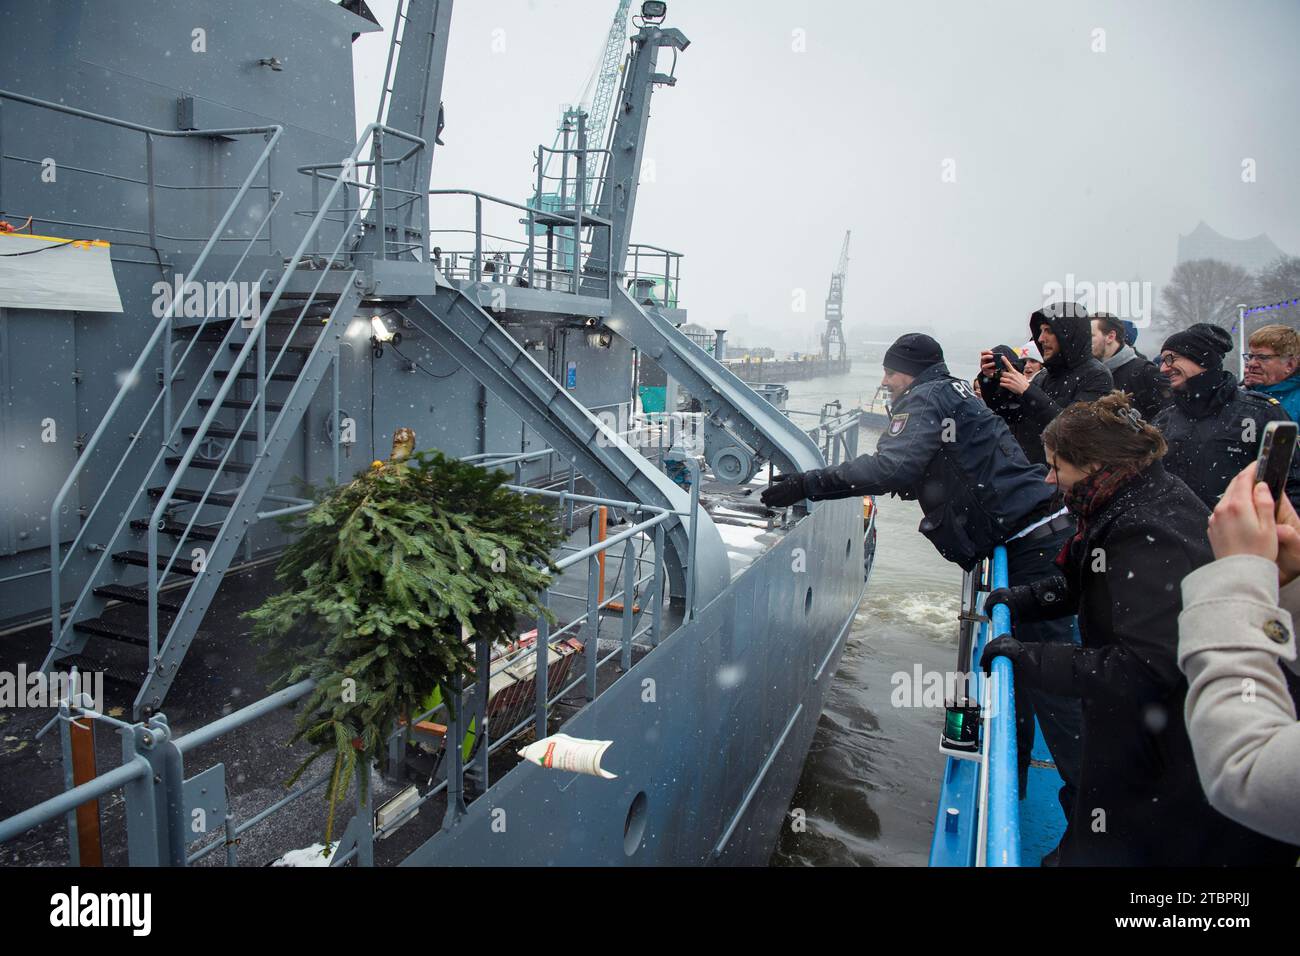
xmin=980 ymin=302 xmax=1113 ymax=465
xmin=1153 ymin=322 xmax=1300 ymax=511
xmin=760 ymin=333 xmax=1083 ymax=826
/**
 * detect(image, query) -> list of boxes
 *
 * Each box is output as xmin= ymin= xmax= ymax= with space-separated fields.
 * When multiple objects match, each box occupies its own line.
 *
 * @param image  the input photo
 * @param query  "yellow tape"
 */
xmin=0 ymin=232 xmax=110 ymax=248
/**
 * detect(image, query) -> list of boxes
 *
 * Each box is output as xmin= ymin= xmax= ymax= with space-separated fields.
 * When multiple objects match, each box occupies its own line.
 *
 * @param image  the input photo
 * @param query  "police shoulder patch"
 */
xmin=888 ymin=413 xmax=909 ymax=436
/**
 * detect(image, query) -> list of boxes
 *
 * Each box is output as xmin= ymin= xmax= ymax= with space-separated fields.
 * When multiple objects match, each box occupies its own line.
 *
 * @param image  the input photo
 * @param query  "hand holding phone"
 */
xmin=1255 ymin=420 xmax=1298 ymax=516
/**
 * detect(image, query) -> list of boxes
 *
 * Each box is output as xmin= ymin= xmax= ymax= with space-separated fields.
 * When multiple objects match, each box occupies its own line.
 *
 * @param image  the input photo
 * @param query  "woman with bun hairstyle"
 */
xmin=981 ymin=391 xmax=1298 ymax=865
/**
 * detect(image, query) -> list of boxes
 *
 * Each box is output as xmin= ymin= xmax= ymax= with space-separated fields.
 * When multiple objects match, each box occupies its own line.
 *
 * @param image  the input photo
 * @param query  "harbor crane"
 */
xmin=822 ymin=230 xmax=850 ymax=362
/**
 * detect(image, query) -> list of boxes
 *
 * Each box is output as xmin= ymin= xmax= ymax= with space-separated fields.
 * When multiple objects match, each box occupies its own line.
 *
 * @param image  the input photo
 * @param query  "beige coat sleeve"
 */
xmin=1178 ymin=554 xmax=1300 ymax=846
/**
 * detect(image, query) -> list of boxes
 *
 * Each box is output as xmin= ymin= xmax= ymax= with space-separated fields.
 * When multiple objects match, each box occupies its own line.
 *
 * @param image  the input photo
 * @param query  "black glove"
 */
xmin=761 ymin=473 xmax=808 ymax=509
xmin=979 ymin=635 xmax=1040 ymax=683
xmin=983 ymin=585 xmax=1032 ymax=622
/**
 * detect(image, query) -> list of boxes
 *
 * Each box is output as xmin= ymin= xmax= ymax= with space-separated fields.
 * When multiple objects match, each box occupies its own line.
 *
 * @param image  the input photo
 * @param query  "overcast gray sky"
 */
xmin=353 ymin=0 xmax=1300 ymax=354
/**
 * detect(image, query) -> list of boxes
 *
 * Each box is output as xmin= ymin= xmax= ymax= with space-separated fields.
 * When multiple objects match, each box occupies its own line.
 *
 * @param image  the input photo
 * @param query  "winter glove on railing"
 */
xmin=984 ymin=576 xmax=1070 ymax=624
xmin=980 ymin=636 xmax=1041 ymax=685
xmin=982 ymin=585 xmax=1034 ymax=624
xmin=761 ymin=473 xmax=808 ymax=509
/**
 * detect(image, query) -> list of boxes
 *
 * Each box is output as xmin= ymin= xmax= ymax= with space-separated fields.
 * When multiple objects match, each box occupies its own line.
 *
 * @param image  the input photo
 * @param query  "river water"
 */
xmin=769 ymin=361 xmax=981 ymax=866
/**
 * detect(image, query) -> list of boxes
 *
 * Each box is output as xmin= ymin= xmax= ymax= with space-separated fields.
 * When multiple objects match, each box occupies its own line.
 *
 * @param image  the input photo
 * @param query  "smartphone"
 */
xmin=1255 ymin=420 xmax=1298 ymax=513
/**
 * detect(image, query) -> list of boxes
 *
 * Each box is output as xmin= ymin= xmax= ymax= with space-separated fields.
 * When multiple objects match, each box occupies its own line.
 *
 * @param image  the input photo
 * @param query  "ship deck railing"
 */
xmin=0 ymin=89 xmax=284 ymax=257
xmin=427 ymin=186 xmax=614 ymax=297
xmin=0 ymin=457 xmax=710 ymax=866
xmin=928 ymin=546 xmax=1026 ymax=866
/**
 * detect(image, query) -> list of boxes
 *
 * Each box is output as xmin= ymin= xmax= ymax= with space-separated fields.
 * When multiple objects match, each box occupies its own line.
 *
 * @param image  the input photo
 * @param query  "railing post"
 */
xmin=586 ymin=547 xmax=601 ymax=701
xmin=474 ymin=634 xmax=490 ymax=792
xmin=373 ymin=131 xmax=387 ymax=260
xmin=473 ymin=196 xmax=482 ymax=282
xmin=354 ymin=779 xmax=374 ymax=866
xmin=651 ymin=521 xmax=665 ymax=646
xmin=566 ymin=464 xmax=576 ymax=532
xmin=265 ymin=132 xmax=275 ymax=253
xmin=57 ymin=697 xmax=80 ymax=865
xmin=223 ymin=815 xmax=239 ymax=866
xmin=256 ymin=324 xmax=267 ymax=455
xmin=68 ymin=701 xmax=103 ymax=866
xmin=331 ymin=351 xmax=340 ymax=483
xmin=534 ymin=590 xmax=550 ymax=738
xmin=145 ymin=132 xmax=157 ymax=249
xmin=984 ymin=545 xmax=1021 ymax=866
xmin=121 ymin=717 xmax=174 ymax=866
xmin=686 ymin=458 xmax=701 ymax=619
xmin=311 ymin=169 xmax=320 ymax=259
xmin=574 ymin=120 xmax=585 ymax=294
xmin=147 ymin=518 xmax=159 ymax=665
xmin=442 ymin=674 xmax=466 ymax=829
xmin=621 ymin=537 xmax=635 ymax=671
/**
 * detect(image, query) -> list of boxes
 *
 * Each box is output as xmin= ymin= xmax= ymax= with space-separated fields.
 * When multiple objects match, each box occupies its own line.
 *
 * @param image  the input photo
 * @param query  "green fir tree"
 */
xmin=246 ymin=442 xmax=563 ymax=845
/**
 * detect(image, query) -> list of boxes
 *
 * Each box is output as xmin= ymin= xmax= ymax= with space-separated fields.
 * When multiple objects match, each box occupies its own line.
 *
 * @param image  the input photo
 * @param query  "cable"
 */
xmin=388 ymin=340 xmax=461 ymax=379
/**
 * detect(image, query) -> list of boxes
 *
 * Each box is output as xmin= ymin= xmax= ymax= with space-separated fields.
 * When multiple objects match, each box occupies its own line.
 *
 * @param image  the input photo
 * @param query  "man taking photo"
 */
xmin=980 ymin=302 xmax=1112 ymax=465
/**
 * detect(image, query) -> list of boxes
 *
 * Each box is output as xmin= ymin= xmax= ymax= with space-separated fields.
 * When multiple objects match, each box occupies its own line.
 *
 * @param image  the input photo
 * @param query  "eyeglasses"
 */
xmin=1243 ymin=353 xmax=1292 ymax=363
xmin=1158 ymin=353 xmax=1181 ymax=367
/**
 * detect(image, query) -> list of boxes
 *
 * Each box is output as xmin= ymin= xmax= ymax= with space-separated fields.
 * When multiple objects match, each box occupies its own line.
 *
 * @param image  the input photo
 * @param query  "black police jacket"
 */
xmin=801 ymin=362 xmax=1056 ymax=570
xmin=1010 ymin=462 xmax=1299 ymax=865
xmin=1108 ymin=349 xmax=1172 ymax=421
xmin=983 ymin=310 xmax=1113 ymax=464
xmin=1152 ymin=368 xmax=1300 ymax=511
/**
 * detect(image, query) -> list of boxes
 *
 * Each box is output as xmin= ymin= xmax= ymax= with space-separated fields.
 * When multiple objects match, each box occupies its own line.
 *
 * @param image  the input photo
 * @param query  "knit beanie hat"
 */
xmin=1162 ymin=323 xmax=1233 ymax=370
xmin=883 ymin=333 xmax=944 ymax=376
xmin=1016 ymin=339 xmax=1043 ymax=362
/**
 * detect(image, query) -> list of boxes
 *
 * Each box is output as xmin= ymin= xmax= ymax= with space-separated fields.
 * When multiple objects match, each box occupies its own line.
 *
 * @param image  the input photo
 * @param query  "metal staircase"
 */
xmin=44 ymin=274 xmax=363 ymax=718
xmin=397 ymin=285 xmax=733 ymax=612
xmin=44 ymin=122 xmax=418 ymax=718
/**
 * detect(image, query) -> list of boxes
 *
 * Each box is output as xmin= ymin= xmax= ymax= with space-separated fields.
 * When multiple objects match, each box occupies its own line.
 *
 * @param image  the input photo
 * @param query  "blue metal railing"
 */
xmin=983 ymin=547 xmax=1020 ymax=865
xmin=928 ymin=544 xmax=1021 ymax=866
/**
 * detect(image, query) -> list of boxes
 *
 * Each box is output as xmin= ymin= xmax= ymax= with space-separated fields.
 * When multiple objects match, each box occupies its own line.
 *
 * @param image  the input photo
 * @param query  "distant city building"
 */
xmin=1177 ymin=221 xmax=1287 ymax=274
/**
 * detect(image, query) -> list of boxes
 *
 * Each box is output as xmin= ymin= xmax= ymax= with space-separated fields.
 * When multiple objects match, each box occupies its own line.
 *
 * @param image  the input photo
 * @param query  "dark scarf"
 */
xmin=1054 ymin=464 xmax=1141 ymax=569
xmin=1173 ymin=368 xmax=1237 ymax=420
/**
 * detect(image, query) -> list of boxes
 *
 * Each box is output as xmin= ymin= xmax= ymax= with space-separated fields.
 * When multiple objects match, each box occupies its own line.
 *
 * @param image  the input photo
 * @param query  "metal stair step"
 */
xmin=55 ymin=652 xmax=143 ymax=685
xmin=197 ymin=397 xmax=284 ymax=413
xmin=92 ymin=583 xmax=185 ymax=612
xmin=128 ymin=518 xmax=219 ymax=541
xmin=147 ymin=487 xmax=238 ymax=507
xmin=72 ymin=616 xmax=151 ymax=648
xmin=213 ymin=370 xmax=299 ymax=382
xmin=165 ymin=456 xmax=253 ymax=474
xmin=228 ymin=342 xmax=314 ymax=355
xmin=111 ymin=550 xmax=201 ymax=576
xmin=180 ymin=425 xmax=256 ymax=442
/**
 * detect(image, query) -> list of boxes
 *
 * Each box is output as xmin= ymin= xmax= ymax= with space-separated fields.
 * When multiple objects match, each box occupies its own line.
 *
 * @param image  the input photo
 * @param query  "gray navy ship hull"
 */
xmin=404 ymin=496 xmax=869 ymax=866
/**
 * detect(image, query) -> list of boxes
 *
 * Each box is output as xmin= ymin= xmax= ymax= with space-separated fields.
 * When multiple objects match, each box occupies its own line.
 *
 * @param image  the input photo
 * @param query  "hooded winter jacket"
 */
xmin=984 ymin=309 xmax=1113 ymax=464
